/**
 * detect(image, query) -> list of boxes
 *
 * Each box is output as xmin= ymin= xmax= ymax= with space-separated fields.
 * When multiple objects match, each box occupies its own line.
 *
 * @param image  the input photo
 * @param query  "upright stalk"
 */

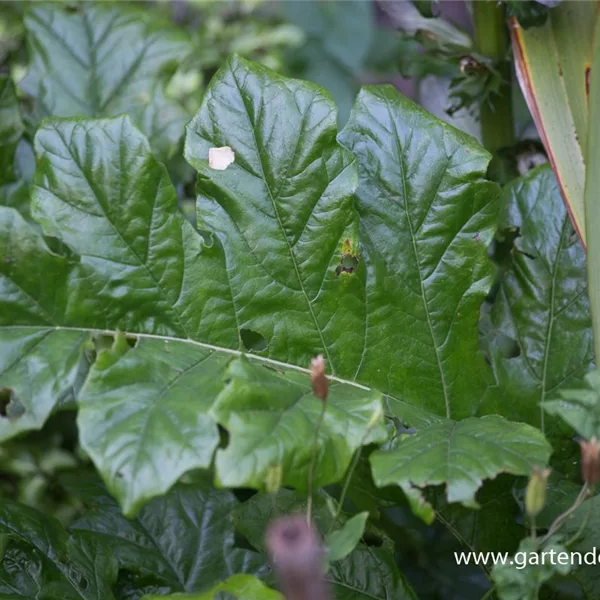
xmin=472 ymin=0 xmax=515 ymax=155
xmin=585 ymin=18 xmax=600 ymax=364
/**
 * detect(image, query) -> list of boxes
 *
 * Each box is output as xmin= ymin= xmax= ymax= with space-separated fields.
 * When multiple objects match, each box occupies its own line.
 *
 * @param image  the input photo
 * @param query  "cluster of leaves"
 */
xmin=0 ymin=2 xmax=596 ymax=600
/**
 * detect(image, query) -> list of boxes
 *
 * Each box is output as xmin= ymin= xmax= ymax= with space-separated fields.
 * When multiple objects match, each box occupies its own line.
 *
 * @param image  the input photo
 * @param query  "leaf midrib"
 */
xmin=385 ymin=96 xmax=451 ymax=419
xmin=3 ymin=324 xmax=371 ymax=391
xmin=229 ymin=66 xmax=335 ymax=372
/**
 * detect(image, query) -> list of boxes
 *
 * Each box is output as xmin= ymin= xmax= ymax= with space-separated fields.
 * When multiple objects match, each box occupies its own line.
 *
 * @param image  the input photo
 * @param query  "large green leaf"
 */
xmin=211 ymin=357 xmax=386 ymax=492
xmin=338 ymin=85 xmax=499 ymax=420
xmin=434 ymin=476 xmax=526 ymax=554
xmin=2 ymin=109 xmax=384 ymax=514
xmin=486 ymin=166 xmax=593 ymax=432
xmin=0 ymin=499 xmax=119 ymax=599
xmin=187 ymin=56 xmax=499 ymax=423
xmin=2 ymin=56 xmax=513 ymax=515
xmin=65 ymin=474 xmax=268 ymax=595
xmin=370 ymin=416 xmax=552 ymax=510
xmin=21 ymin=4 xmax=191 ymax=159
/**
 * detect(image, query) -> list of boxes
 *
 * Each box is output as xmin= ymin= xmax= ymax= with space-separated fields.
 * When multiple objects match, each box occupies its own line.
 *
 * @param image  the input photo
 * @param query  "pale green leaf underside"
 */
xmin=21 ymin=4 xmax=191 ymax=159
xmin=325 ymin=511 xmax=369 ymax=563
xmin=143 ymin=575 xmax=283 ymax=600
xmin=370 ymin=415 xmax=552 ymax=507
xmin=543 ymin=369 xmax=600 ymax=440
xmin=2 ymin=55 xmax=507 ymax=514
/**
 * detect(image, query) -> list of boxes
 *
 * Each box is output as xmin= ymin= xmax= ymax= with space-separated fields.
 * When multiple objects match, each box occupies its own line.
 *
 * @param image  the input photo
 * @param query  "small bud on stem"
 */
xmin=311 ymin=355 xmax=328 ymax=401
xmin=525 ymin=466 xmax=550 ymax=518
xmin=580 ymin=437 xmax=600 ymax=485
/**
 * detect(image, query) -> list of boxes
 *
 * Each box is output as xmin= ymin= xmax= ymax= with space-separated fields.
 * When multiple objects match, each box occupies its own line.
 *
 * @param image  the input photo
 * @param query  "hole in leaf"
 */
xmin=0 ymin=388 xmax=11 ymax=416
xmin=240 ymin=328 xmax=267 ymax=352
xmin=335 ymin=253 xmax=359 ymax=276
xmin=362 ymin=532 xmax=383 ymax=547
xmin=496 ymin=334 xmax=521 ymax=360
xmin=0 ymin=388 xmax=25 ymax=420
xmin=233 ymin=530 xmax=259 ymax=552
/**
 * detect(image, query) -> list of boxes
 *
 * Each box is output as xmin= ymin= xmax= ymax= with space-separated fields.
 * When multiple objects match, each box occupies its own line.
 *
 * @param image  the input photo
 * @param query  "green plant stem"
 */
xmin=585 ymin=17 xmax=600 ymax=364
xmin=327 ymin=446 xmax=363 ymax=533
xmin=472 ymin=0 xmax=514 ymax=155
xmin=480 ymin=586 xmax=496 ymax=600
xmin=530 ymin=515 xmax=536 ymax=543
xmin=540 ymin=483 xmax=590 ymax=545
xmin=565 ymin=500 xmax=593 ymax=548
xmin=307 ymin=402 xmax=327 ymax=525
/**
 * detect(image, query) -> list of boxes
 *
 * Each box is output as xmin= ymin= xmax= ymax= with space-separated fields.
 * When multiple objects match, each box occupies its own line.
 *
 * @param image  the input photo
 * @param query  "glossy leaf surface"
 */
xmin=187 ymin=56 xmax=500 ymax=423
xmin=1 ymin=112 xmax=384 ymax=514
xmin=0 ymin=499 xmax=119 ymax=599
xmin=339 ymin=86 xmax=499 ymax=421
xmin=1 ymin=56 xmax=525 ymax=519
xmin=487 ymin=166 xmax=593 ymax=432
xmin=66 ymin=474 xmax=268 ymax=594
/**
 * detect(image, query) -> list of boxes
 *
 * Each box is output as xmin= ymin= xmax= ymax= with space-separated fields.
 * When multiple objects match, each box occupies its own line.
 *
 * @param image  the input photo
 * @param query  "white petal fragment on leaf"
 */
xmin=209 ymin=146 xmax=235 ymax=170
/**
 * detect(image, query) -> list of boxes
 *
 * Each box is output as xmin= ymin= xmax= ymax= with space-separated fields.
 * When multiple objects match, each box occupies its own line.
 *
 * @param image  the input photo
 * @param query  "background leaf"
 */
xmin=486 ymin=166 xmax=593 ymax=432
xmin=0 ymin=74 xmax=23 ymax=181
xmin=21 ymin=4 xmax=192 ymax=159
xmin=511 ymin=2 xmax=596 ymax=245
xmin=561 ymin=494 xmax=600 ymax=597
xmin=283 ymin=0 xmax=374 ymax=124
xmin=65 ymin=474 xmax=268 ymax=596
xmin=0 ymin=499 xmax=119 ymax=599
xmin=491 ymin=537 xmax=571 ymax=600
